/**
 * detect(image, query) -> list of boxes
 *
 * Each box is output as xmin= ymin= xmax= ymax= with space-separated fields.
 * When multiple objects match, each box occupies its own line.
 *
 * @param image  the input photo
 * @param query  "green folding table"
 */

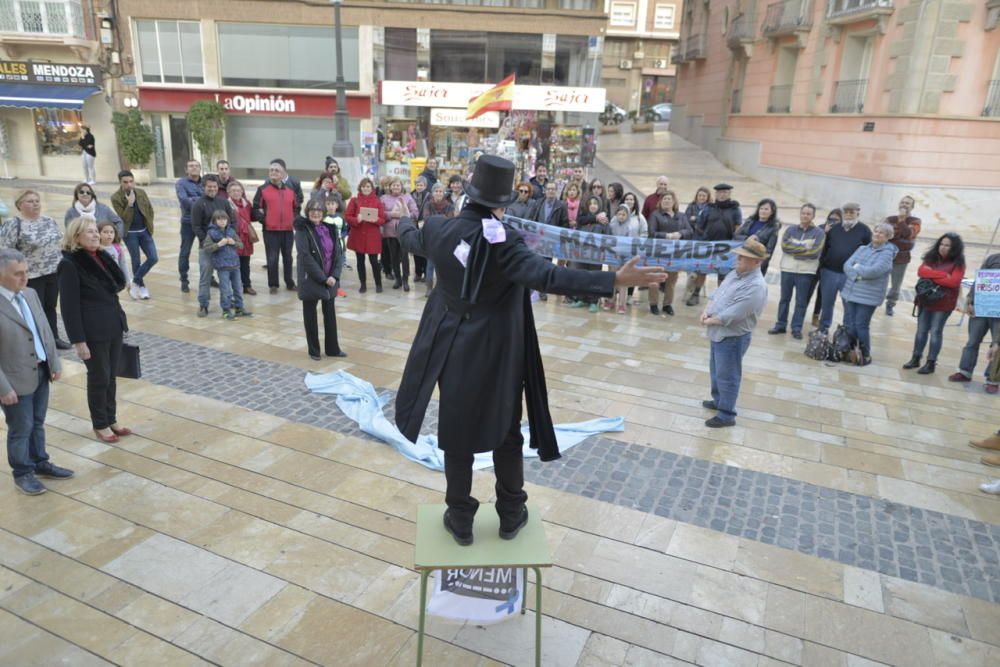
xmin=413 ymin=503 xmax=551 ymax=666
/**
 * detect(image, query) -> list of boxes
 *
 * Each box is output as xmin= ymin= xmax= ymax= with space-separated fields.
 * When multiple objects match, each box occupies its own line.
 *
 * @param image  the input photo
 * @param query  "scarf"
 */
xmin=75 ymin=200 xmax=96 ymax=216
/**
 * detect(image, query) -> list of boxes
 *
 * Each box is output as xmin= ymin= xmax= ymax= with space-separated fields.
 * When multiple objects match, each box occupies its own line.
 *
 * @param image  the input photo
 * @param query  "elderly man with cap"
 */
xmin=688 ymin=183 xmax=744 ymax=301
xmin=817 ymin=202 xmax=871 ymax=332
xmin=699 ymin=238 xmax=769 ymax=428
xmin=396 ymin=155 xmax=667 ymax=546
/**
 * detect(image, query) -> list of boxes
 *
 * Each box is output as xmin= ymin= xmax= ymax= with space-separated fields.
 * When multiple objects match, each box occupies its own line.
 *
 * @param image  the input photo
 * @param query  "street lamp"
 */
xmin=330 ymin=0 xmax=354 ymax=157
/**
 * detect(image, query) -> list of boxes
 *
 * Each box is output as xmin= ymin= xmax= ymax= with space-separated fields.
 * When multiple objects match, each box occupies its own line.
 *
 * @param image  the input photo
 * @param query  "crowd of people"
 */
xmin=0 ymin=156 xmax=998 ymax=495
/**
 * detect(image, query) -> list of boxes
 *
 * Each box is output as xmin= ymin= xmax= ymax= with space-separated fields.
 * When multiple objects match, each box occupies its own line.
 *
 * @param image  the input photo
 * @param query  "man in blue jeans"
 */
xmin=700 ymin=238 xmax=770 ymax=428
xmin=175 ymin=159 xmax=204 ymax=292
xmin=111 ymin=170 xmax=158 ymax=300
xmin=0 ymin=249 xmax=73 ymax=495
xmin=817 ymin=203 xmax=871 ymax=331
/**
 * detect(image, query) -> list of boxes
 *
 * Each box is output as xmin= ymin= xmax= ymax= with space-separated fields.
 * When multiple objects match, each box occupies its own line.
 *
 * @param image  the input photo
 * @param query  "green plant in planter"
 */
xmin=186 ymin=100 xmax=225 ymax=167
xmin=111 ymin=109 xmax=155 ymax=168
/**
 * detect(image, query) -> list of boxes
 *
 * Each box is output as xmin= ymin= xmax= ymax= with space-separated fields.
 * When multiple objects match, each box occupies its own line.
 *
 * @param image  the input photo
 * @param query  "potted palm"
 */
xmin=111 ymin=109 xmax=155 ymax=184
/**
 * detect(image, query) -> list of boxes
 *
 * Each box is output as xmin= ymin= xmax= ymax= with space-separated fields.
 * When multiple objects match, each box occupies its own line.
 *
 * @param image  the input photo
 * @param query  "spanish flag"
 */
xmin=467 ymin=74 xmax=515 ymax=120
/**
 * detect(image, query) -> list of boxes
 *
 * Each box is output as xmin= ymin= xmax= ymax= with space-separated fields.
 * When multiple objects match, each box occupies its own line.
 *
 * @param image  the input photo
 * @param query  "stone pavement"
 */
xmin=1 ymin=129 xmax=1000 ymax=665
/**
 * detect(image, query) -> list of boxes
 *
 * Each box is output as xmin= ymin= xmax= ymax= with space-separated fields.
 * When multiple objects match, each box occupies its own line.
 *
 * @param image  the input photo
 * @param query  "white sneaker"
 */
xmin=139 ymin=286 xmax=150 ymax=300
xmin=128 ymin=285 xmax=141 ymax=300
xmin=980 ymin=479 xmax=1000 ymax=494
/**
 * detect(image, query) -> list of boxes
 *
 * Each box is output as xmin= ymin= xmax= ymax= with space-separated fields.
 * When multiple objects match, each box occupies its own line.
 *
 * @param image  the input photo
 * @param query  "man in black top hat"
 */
xmin=396 ymin=156 xmax=667 ymax=545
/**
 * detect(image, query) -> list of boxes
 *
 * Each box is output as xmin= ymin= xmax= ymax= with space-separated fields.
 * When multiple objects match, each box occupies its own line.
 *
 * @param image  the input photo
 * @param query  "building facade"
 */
xmin=0 ymin=0 xmax=117 ymax=182
xmin=105 ymin=0 xmax=609 ymax=182
xmin=601 ymin=0 xmax=682 ymax=113
xmin=670 ymin=0 xmax=1000 ymax=227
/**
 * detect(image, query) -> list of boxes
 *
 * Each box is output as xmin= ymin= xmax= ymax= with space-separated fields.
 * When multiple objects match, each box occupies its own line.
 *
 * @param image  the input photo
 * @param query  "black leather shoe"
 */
xmin=14 ymin=473 xmax=46 ymax=495
xmin=443 ymin=510 xmax=473 ymax=546
xmin=701 ymin=400 xmax=718 ymax=410
xmin=902 ymin=356 xmax=921 ymax=369
xmin=327 ymin=351 xmax=347 ymax=358
xmin=917 ymin=360 xmax=936 ymax=375
xmin=375 ymin=285 xmax=384 ymax=293
xmin=649 ymin=305 xmax=660 ymax=315
xmin=402 ymin=281 xmax=410 ymax=292
xmin=308 ymin=353 xmax=322 ymax=361
xmin=663 ymin=305 xmax=675 ymax=316
xmin=792 ymin=330 xmax=803 ymax=340
xmin=181 ymin=282 xmax=190 ymax=293
xmin=499 ymin=507 xmax=528 ymax=540
xmin=705 ymin=416 xmax=735 ymax=428
xmin=55 ymin=339 xmax=72 ymax=350
xmin=768 ymin=326 xmax=786 ymax=335
xmin=34 ymin=462 xmax=74 ymax=479
xmin=359 ymin=284 xmax=367 ymax=293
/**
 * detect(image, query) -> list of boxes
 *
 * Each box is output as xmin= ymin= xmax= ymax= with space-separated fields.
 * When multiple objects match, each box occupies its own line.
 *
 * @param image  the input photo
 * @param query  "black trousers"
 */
xmin=263 ymin=230 xmax=294 ymax=288
xmin=354 ymin=252 xmax=382 ymax=289
xmin=302 ymin=298 xmax=341 ymax=357
xmin=414 ymin=254 xmax=426 ymax=278
xmin=83 ymin=335 xmax=122 ymax=429
xmin=380 ymin=238 xmax=392 ymax=276
xmin=385 ymin=237 xmax=409 ymax=282
xmin=443 ymin=411 xmax=528 ymax=530
xmin=27 ymin=272 xmax=59 ymax=340
xmin=239 ymin=255 xmax=252 ymax=289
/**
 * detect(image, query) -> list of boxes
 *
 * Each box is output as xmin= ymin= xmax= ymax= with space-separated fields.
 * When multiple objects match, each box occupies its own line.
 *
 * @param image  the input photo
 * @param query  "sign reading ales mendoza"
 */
xmin=396 ymin=156 xmax=666 ymax=546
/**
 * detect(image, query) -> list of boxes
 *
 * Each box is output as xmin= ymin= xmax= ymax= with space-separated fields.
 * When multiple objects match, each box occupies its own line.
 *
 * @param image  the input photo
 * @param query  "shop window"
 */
xmin=487 ymin=33 xmax=542 ymax=85
xmin=218 ymin=23 xmax=359 ymax=90
xmin=386 ymin=28 xmax=418 ymax=80
xmin=33 ymin=108 xmax=84 ymax=156
xmin=135 ymin=20 xmax=204 ymax=84
xmin=559 ymin=0 xmax=597 ymax=8
xmin=554 ymin=35 xmax=594 ymax=86
xmin=654 ymin=4 xmax=676 ymax=30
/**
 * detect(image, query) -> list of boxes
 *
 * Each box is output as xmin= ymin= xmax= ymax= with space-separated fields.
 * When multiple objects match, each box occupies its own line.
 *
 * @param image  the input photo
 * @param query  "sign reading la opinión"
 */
xmin=0 ymin=60 xmax=101 ymax=86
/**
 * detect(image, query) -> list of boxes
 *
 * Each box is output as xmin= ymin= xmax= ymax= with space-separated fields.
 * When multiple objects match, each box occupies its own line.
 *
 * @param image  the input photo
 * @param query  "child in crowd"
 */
xmin=324 ymin=195 xmax=348 ymax=298
xmin=227 ymin=180 xmax=257 ymax=296
xmin=97 ymin=220 xmax=134 ymax=298
xmin=204 ymin=209 xmax=252 ymax=320
xmin=609 ymin=204 xmax=641 ymax=314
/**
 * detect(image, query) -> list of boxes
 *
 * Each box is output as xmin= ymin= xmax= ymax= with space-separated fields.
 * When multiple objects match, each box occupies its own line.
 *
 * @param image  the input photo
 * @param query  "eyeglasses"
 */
xmin=79 ymin=190 xmax=93 ymax=196
xmin=518 ymin=189 xmax=530 ymax=193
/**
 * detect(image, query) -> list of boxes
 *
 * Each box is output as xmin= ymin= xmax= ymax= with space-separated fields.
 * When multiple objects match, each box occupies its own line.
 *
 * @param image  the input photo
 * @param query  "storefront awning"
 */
xmin=0 ymin=84 xmax=102 ymax=110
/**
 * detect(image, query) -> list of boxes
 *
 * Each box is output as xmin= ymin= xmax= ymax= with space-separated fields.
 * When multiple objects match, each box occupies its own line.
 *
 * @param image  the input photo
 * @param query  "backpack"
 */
xmin=827 ymin=324 xmax=855 ymax=363
xmin=804 ymin=329 xmax=830 ymax=361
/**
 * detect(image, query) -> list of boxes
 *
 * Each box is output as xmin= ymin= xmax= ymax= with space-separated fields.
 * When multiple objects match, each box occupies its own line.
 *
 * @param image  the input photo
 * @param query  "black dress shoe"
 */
xmin=55 ymin=339 xmax=72 ymax=350
xmin=181 ymin=282 xmax=190 ymax=293
xmin=327 ymin=351 xmax=347 ymax=358
xmin=792 ymin=330 xmax=803 ymax=340
xmin=663 ymin=305 xmax=675 ymax=316
xmin=359 ymin=284 xmax=367 ymax=293
xmin=34 ymin=462 xmax=74 ymax=479
xmin=402 ymin=281 xmax=410 ymax=292
xmin=649 ymin=305 xmax=660 ymax=315
xmin=705 ymin=415 xmax=736 ymax=428
xmin=443 ymin=510 xmax=473 ymax=546
xmin=376 ymin=285 xmax=384 ymax=293
xmin=902 ymin=356 xmax=921 ymax=369
xmin=499 ymin=507 xmax=529 ymax=540
xmin=392 ymin=279 xmax=402 ymax=289
xmin=308 ymin=353 xmax=322 ymax=361
xmin=917 ymin=360 xmax=936 ymax=375
xmin=768 ymin=326 xmax=786 ymax=335
xmin=286 ymin=282 xmax=297 ymax=290
xmin=701 ymin=400 xmax=718 ymax=410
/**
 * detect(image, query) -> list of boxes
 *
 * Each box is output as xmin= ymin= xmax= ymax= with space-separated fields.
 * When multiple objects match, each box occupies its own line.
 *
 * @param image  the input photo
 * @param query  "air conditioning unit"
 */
xmin=618 ymin=59 xmax=633 ymax=69
xmin=652 ymin=59 xmax=668 ymax=68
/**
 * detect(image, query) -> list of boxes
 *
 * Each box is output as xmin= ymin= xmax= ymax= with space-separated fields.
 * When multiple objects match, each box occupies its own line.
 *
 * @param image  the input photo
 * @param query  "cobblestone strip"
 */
xmin=122 ymin=331 xmax=1000 ymax=603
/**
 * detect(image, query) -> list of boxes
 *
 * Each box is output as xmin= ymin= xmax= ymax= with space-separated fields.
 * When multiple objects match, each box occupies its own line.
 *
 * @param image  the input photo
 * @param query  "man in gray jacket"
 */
xmin=0 ymin=249 xmax=72 ymax=495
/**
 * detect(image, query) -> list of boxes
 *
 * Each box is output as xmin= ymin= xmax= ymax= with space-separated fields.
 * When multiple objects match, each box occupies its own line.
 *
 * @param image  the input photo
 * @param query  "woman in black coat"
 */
xmin=58 ymin=216 xmax=130 ymax=443
xmin=295 ymin=200 xmax=346 ymax=361
xmin=734 ymin=198 xmax=781 ymax=275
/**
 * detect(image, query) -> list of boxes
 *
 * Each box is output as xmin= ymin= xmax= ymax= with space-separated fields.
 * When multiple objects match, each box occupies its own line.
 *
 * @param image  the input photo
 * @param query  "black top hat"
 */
xmin=463 ymin=155 xmax=518 ymax=209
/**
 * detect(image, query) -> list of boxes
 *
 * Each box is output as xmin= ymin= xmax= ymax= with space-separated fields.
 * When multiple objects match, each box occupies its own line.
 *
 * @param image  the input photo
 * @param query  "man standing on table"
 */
xmin=396 ymin=156 xmax=666 ymax=546
xmin=700 ymin=238 xmax=770 ymax=429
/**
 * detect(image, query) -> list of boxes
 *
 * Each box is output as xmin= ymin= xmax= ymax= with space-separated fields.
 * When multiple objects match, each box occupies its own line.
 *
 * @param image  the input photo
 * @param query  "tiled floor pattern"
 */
xmin=125 ymin=329 xmax=1000 ymax=604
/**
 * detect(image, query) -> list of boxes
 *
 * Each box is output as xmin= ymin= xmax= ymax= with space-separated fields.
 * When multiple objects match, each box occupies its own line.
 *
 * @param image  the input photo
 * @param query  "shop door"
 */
xmin=169 ymin=117 xmax=191 ymax=178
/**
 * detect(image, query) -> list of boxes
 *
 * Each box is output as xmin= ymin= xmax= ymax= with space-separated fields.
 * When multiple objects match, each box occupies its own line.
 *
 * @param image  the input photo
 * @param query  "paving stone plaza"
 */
xmin=1 ymin=131 xmax=998 ymax=665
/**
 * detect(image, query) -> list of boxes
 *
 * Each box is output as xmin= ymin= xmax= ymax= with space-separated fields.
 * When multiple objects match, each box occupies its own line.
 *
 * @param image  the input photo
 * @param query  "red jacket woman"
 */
xmin=346 ymin=179 xmax=386 ymax=255
xmin=916 ymin=253 xmax=965 ymax=312
xmin=903 ymin=232 xmax=966 ymax=374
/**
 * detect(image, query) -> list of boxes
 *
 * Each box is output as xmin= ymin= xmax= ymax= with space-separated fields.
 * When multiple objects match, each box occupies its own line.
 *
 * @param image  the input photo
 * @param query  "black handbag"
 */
xmin=914 ymin=277 xmax=945 ymax=305
xmin=117 ymin=343 xmax=141 ymax=379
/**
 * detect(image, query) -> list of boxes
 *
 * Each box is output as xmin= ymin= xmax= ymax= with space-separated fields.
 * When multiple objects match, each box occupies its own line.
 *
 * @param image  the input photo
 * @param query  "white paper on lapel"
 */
xmin=482 ymin=219 xmax=506 ymax=244
xmin=453 ymin=239 xmax=471 ymax=267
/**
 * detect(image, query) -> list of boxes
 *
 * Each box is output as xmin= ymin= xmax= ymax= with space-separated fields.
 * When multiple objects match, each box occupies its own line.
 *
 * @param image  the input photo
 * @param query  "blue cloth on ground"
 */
xmin=304 ymin=370 xmax=624 ymax=472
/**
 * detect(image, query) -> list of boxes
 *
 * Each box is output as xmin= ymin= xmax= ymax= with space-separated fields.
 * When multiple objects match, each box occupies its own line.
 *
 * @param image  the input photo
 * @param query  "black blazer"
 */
xmin=531 ymin=197 xmax=570 ymax=228
xmin=58 ymin=249 xmax=128 ymax=344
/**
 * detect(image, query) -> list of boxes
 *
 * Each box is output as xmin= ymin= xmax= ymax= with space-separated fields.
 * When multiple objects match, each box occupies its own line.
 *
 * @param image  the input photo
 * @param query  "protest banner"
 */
xmin=975 ymin=270 xmax=1000 ymax=318
xmin=504 ymin=215 xmax=740 ymax=273
xmin=427 ymin=567 xmax=524 ymax=623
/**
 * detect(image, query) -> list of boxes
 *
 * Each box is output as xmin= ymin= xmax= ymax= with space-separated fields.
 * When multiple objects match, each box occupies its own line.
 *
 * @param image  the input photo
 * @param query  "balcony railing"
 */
xmin=731 ymin=88 xmax=743 ymax=113
xmin=984 ymin=80 xmax=1000 ymax=117
xmin=685 ymin=33 xmax=707 ymax=60
xmin=768 ymin=84 xmax=793 ymax=112
xmin=830 ymin=79 xmax=867 ymax=113
xmin=762 ymin=0 xmax=812 ymax=37
xmin=0 ymin=0 xmax=85 ymax=38
xmin=826 ymin=0 xmax=893 ymax=20
xmin=727 ymin=14 xmax=756 ymax=49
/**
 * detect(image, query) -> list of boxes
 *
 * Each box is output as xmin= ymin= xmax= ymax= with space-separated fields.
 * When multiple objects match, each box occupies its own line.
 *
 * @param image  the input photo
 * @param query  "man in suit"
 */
xmin=396 ymin=156 xmax=666 ymax=546
xmin=532 ymin=181 xmax=570 ymax=228
xmin=0 ymin=249 xmax=73 ymax=495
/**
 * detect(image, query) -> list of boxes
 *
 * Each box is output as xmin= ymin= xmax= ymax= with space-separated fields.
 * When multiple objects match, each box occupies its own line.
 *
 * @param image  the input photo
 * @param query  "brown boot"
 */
xmin=970 ymin=434 xmax=1000 ymax=451
xmin=982 ymin=453 xmax=1000 ymax=467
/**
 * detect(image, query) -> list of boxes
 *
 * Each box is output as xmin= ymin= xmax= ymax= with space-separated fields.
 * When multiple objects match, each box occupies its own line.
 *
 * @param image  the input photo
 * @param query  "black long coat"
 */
xmin=395 ymin=206 xmax=615 ymax=456
xmin=57 ymin=249 xmax=127 ymax=343
xmin=294 ymin=217 xmax=344 ymax=302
